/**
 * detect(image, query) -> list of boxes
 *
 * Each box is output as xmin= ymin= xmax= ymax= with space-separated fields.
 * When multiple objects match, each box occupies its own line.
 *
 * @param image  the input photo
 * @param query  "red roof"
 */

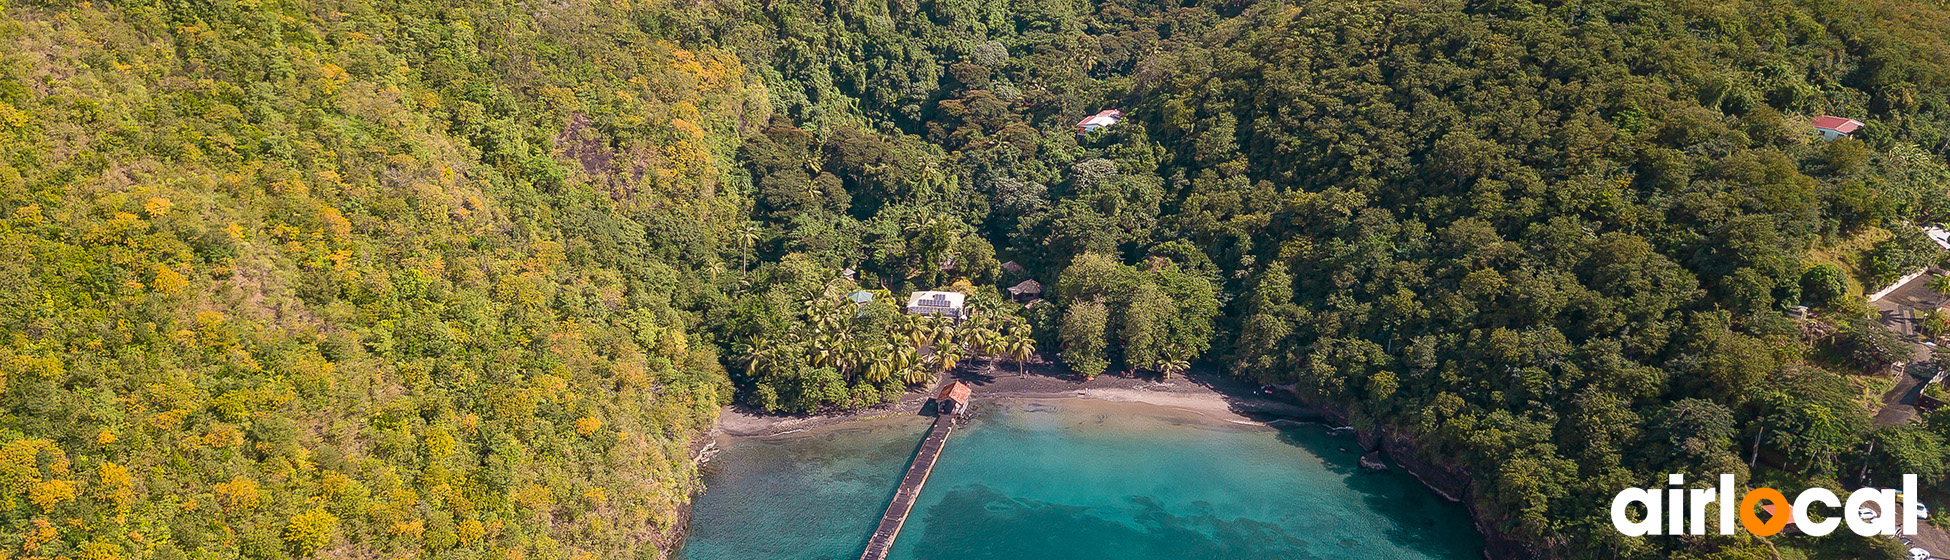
xmin=1075 ymin=109 xmax=1124 ymax=129
xmin=1811 ymin=116 xmax=1863 ymax=133
xmin=935 ymin=381 xmax=971 ymax=403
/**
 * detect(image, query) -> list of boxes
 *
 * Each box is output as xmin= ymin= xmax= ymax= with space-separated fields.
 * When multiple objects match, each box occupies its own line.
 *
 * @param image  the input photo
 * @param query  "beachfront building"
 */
xmin=935 ymin=381 xmax=972 ymax=415
xmin=906 ymin=290 xmax=967 ymax=319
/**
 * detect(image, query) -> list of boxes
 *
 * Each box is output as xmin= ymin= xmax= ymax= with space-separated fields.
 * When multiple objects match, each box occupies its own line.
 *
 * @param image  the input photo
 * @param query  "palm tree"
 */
xmin=807 ymin=334 xmax=842 ymax=372
xmin=1155 ymin=357 xmax=1191 ymax=378
xmin=1931 ymin=274 xmax=1950 ymax=297
xmin=738 ymin=222 xmax=761 ymax=275
xmin=898 ymin=315 xmax=929 ymax=348
xmin=1003 ymin=328 xmax=1037 ymax=375
xmin=863 ymin=344 xmax=895 ymax=383
xmin=936 ymin=344 xmax=966 ymax=372
xmin=803 ymin=297 xmax=842 ymax=335
xmin=929 ymin=321 xmax=957 ymax=348
xmin=742 ymin=338 xmax=784 ymax=379
xmin=962 ymin=319 xmax=999 ymax=360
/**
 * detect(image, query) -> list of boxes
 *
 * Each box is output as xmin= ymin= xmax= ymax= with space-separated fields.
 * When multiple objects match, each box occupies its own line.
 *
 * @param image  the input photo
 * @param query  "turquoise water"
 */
xmin=677 ymin=399 xmax=1483 ymax=560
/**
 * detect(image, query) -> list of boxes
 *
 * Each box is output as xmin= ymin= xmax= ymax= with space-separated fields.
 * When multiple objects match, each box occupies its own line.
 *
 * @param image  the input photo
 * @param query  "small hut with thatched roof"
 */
xmin=1007 ymin=279 xmax=1043 ymax=302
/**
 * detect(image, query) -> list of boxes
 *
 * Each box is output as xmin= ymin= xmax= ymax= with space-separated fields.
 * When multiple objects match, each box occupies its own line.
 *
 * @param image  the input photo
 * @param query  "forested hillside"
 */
xmin=0 ymin=0 xmax=751 ymax=558
xmin=6 ymin=0 xmax=1950 ymax=557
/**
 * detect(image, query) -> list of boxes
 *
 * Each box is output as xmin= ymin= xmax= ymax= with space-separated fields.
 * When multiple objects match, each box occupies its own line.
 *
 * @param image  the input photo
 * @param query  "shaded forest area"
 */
xmin=4 ymin=0 xmax=1950 ymax=558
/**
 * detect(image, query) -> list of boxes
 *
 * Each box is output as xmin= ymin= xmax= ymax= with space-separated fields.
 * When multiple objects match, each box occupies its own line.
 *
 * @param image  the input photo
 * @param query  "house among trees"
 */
xmin=847 ymin=290 xmax=875 ymax=304
xmin=1926 ymin=226 xmax=1950 ymax=251
xmin=1812 ymin=115 xmax=1863 ymax=141
xmin=934 ymin=381 xmax=971 ymax=415
xmin=1001 ymin=261 xmax=1026 ymax=275
xmin=906 ymin=291 xmax=967 ymax=319
xmin=1007 ymin=279 xmax=1043 ymax=302
xmin=1075 ymin=109 xmax=1123 ymax=133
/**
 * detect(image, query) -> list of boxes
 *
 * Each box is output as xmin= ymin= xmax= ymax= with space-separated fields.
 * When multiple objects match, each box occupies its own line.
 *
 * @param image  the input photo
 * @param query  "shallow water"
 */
xmin=676 ymin=399 xmax=1483 ymax=560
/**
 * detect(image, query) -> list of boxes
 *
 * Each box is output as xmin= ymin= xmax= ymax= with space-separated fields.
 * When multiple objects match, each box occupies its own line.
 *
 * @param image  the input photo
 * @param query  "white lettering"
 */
xmin=1792 ymin=488 xmax=1840 ymax=536
xmin=1845 ymin=487 xmax=1897 ymax=536
xmin=1611 ymin=487 xmax=1662 ymax=536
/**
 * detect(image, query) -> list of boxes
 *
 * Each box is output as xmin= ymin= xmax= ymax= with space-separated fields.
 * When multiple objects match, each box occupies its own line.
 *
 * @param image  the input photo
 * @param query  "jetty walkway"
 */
xmin=859 ymin=383 xmax=968 ymax=560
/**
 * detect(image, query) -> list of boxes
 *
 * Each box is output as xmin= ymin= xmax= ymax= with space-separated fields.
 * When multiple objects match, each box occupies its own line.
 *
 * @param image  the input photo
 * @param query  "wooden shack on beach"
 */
xmin=934 ymin=381 xmax=971 ymax=415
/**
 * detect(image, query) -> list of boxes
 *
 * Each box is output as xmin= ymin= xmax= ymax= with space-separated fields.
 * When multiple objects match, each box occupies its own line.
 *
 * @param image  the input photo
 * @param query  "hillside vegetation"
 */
xmin=6 ymin=0 xmax=1950 ymax=558
xmin=0 ymin=0 xmax=751 ymax=558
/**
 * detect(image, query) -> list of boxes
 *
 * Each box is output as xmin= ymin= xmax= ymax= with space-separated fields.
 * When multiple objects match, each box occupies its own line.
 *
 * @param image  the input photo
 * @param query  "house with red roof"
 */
xmin=1812 ymin=115 xmax=1863 ymax=141
xmin=1076 ymin=109 xmax=1123 ymax=134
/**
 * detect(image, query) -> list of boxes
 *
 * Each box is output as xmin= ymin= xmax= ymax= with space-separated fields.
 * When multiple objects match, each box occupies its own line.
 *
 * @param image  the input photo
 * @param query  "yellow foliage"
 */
xmin=142 ymin=197 xmax=172 ymax=217
xmin=96 ymin=462 xmax=134 ymax=508
xmin=319 ymin=206 xmax=352 ymax=240
xmin=423 ymin=429 xmax=456 ymax=458
xmin=671 ymin=118 xmax=705 ymax=139
xmin=147 ymin=408 xmax=189 ymax=431
xmin=0 ymin=439 xmax=69 ymax=511
xmin=3 ymin=352 xmax=65 ymax=393
xmin=203 ymin=424 xmax=244 ymax=448
xmin=457 ymin=517 xmax=485 ymax=545
xmin=388 ymin=519 xmax=424 ymax=537
xmin=574 ymin=417 xmax=601 ymax=436
xmin=152 ymin=265 xmax=188 ymax=295
xmin=528 ymin=240 xmax=564 ymax=270
xmin=532 ymin=374 xmax=568 ymax=401
xmin=76 ymin=540 xmax=123 ymax=560
xmin=283 ymin=507 xmax=338 ymax=556
xmin=512 ymin=484 xmax=554 ymax=510
xmin=12 ymin=204 xmax=42 ymax=223
xmin=212 ymin=475 xmax=260 ymax=512
xmin=0 ymin=101 xmax=28 ymax=130
xmin=94 ymin=429 xmax=115 ymax=446
xmin=22 ymin=517 xmax=57 ymax=554
xmin=27 ymin=479 xmax=77 ymax=510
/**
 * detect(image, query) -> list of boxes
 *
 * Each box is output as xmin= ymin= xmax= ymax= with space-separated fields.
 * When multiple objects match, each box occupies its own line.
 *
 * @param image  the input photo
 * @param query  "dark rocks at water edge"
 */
xmin=1360 ymin=452 xmax=1390 ymax=473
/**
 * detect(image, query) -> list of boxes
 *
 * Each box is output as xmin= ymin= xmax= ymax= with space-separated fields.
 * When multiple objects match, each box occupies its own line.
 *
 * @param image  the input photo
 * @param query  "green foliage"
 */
xmin=1862 ymin=423 xmax=1950 ymax=484
xmin=1864 ymin=227 xmax=1941 ymax=288
xmin=1060 ymin=301 xmax=1110 ymax=379
xmin=15 ymin=0 xmax=1950 ymax=555
xmin=1802 ymin=263 xmax=1852 ymax=306
xmin=0 ymin=0 xmax=745 ymax=557
xmin=1840 ymin=318 xmax=1913 ymax=371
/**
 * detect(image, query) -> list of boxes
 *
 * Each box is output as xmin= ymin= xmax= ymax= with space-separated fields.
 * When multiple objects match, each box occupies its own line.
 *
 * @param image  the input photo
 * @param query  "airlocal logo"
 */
xmin=1611 ymin=474 xmax=1920 ymax=537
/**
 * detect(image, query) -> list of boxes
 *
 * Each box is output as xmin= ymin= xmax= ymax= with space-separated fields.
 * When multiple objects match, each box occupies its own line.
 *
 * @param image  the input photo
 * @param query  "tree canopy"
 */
xmin=6 ymin=0 xmax=1950 ymax=557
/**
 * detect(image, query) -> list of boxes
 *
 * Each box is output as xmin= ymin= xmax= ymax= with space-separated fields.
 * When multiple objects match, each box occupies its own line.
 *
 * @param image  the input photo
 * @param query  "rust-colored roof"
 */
xmin=1811 ymin=115 xmax=1863 ymax=133
xmin=935 ymin=381 xmax=971 ymax=403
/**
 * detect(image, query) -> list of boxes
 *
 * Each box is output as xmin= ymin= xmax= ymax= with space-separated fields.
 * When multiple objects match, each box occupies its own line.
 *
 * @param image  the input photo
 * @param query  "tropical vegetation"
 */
xmin=5 ymin=0 xmax=1950 ymax=557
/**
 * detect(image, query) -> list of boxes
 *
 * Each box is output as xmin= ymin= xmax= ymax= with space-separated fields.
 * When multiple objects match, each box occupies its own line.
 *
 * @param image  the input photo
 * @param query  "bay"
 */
xmin=677 ymin=399 xmax=1483 ymax=560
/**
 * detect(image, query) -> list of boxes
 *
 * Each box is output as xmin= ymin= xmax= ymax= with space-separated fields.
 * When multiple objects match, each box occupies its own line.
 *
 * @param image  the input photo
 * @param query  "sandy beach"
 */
xmin=712 ymin=357 xmax=1320 ymax=438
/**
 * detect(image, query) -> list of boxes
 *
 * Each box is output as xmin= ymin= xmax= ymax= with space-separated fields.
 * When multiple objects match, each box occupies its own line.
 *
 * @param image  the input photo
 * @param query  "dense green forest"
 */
xmin=6 ymin=0 xmax=1950 ymax=557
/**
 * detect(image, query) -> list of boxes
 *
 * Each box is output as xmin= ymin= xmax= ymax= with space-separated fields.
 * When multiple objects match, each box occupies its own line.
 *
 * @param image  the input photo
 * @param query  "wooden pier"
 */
xmin=859 ymin=391 xmax=963 ymax=560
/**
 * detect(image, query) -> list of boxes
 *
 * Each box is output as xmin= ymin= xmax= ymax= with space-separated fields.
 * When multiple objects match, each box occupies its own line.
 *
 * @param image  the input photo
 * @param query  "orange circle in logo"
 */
xmin=1740 ymin=488 xmax=1791 ymax=536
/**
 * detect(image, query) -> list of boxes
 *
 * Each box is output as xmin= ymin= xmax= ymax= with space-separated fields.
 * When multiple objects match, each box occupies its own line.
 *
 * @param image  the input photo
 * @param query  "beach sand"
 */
xmin=712 ymin=358 xmax=1317 ymax=438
